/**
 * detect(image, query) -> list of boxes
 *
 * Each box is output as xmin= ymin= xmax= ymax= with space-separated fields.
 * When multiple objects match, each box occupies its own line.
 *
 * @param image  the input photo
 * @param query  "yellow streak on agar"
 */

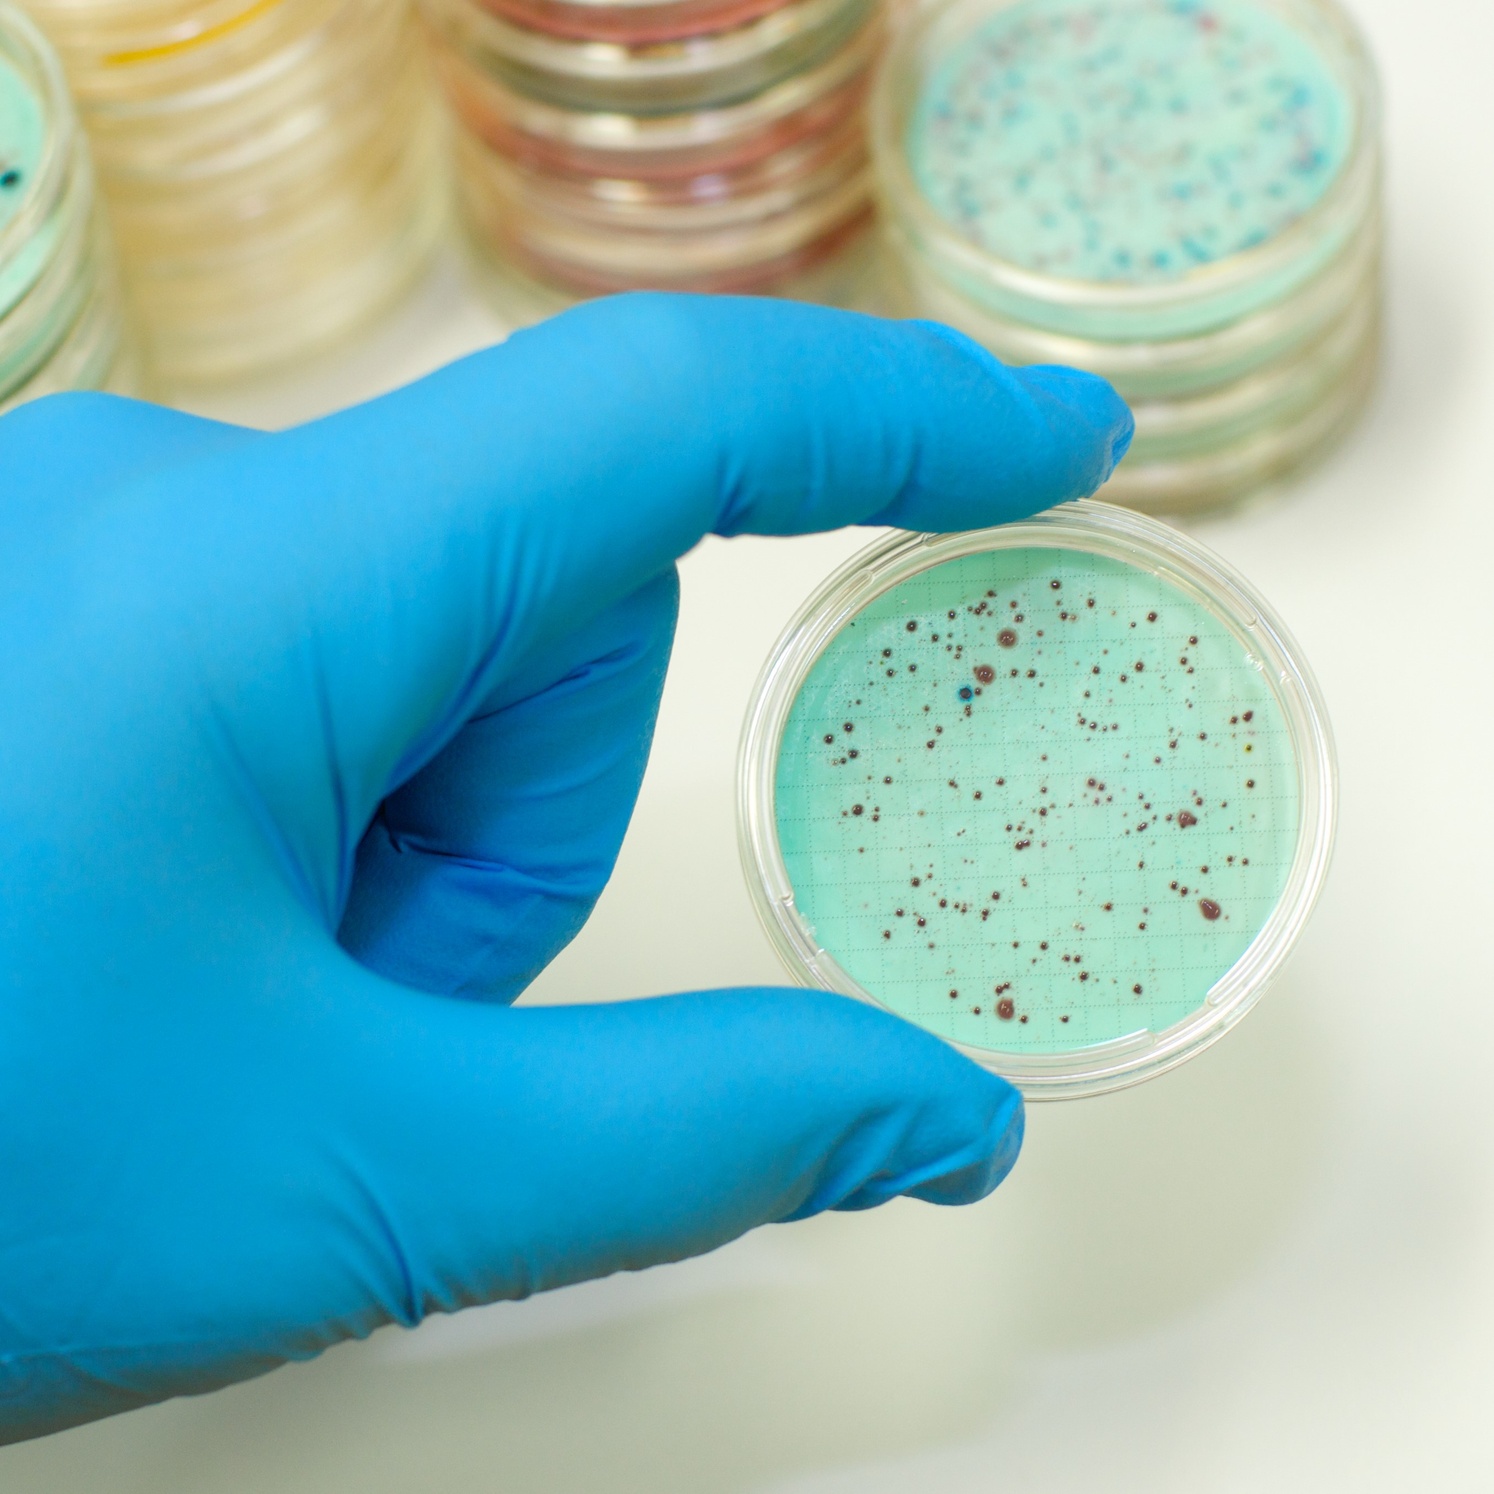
xmin=102 ymin=0 xmax=286 ymax=67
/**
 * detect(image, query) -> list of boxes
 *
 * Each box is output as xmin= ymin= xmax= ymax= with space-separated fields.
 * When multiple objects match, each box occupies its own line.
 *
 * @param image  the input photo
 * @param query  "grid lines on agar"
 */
xmin=774 ymin=548 xmax=1299 ymax=1056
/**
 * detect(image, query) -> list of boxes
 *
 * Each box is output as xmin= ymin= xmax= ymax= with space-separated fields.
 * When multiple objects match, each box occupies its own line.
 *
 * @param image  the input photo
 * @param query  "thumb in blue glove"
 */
xmin=0 ymin=293 xmax=1132 ymax=1442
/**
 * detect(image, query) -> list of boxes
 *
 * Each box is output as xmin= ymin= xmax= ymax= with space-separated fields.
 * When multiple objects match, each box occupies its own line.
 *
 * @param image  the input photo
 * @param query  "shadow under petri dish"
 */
xmin=773 ymin=545 xmax=1299 ymax=1057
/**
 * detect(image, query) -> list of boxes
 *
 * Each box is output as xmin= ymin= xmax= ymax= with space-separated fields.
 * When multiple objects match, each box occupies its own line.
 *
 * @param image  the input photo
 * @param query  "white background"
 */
xmin=4 ymin=0 xmax=1492 ymax=1486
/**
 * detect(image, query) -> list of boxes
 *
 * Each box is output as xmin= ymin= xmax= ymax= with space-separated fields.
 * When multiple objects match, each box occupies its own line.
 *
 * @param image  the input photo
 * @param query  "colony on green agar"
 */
xmin=739 ymin=504 xmax=1335 ymax=1098
xmin=908 ymin=0 xmax=1355 ymax=287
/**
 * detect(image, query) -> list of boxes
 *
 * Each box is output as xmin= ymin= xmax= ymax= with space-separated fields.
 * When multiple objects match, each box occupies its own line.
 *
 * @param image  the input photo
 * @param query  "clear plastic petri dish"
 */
xmin=738 ymin=502 xmax=1336 ymax=1099
xmin=0 ymin=1 xmax=134 ymax=409
xmin=872 ymin=0 xmax=1382 ymax=344
xmin=462 ymin=190 xmax=883 ymax=319
xmin=430 ymin=12 xmax=875 ymax=178
xmin=56 ymin=0 xmax=406 ymax=185
xmin=475 ymin=0 xmax=789 ymax=45
xmin=457 ymin=125 xmax=868 ymax=290
xmin=1102 ymin=334 xmax=1379 ymax=513
xmin=17 ymin=0 xmax=310 ymax=92
xmin=3 ymin=229 xmax=139 ymax=409
xmin=28 ymin=0 xmax=443 ymax=385
xmin=892 ymin=213 xmax=1381 ymax=404
xmin=465 ymin=98 xmax=864 ymax=221
xmin=1122 ymin=288 xmax=1376 ymax=462
xmin=123 ymin=105 xmax=444 ymax=381
xmin=426 ymin=0 xmax=873 ymax=113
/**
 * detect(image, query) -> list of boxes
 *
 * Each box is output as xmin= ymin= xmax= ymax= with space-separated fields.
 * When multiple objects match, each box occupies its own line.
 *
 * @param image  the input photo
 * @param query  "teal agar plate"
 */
xmin=908 ymin=0 xmax=1355 ymax=288
xmin=0 ymin=49 xmax=44 ymax=238
xmin=739 ymin=503 xmax=1335 ymax=1098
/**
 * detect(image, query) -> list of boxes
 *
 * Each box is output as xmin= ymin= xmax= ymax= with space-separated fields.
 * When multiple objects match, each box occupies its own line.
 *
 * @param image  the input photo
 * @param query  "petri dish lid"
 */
xmin=1102 ymin=338 xmax=1379 ymax=514
xmin=871 ymin=0 xmax=1382 ymax=343
xmin=457 ymin=98 xmax=865 ymax=222
xmin=472 ymin=0 xmax=791 ymax=45
xmin=888 ymin=204 xmax=1382 ymax=402
xmin=0 ymin=2 xmax=77 ymax=313
xmin=738 ymin=502 xmax=1336 ymax=1098
xmin=458 ymin=120 xmax=869 ymax=283
xmin=429 ymin=0 xmax=873 ymax=113
xmin=432 ymin=14 xmax=874 ymax=167
xmin=22 ymin=0 xmax=320 ymax=102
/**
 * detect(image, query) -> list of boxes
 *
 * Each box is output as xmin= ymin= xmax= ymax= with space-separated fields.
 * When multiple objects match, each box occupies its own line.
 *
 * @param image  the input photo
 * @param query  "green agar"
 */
xmin=774 ymin=547 xmax=1298 ymax=1055
xmin=909 ymin=0 xmax=1354 ymax=285
xmin=0 ymin=48 xmax=56 ymax=339
xmin=0 ymin=52 xmax=43 ymax=236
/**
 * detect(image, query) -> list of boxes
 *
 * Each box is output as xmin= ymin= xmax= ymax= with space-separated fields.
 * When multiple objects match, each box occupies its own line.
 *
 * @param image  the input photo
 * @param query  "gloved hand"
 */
xmin=0 ymin=294 xmax=1130 ymax=1443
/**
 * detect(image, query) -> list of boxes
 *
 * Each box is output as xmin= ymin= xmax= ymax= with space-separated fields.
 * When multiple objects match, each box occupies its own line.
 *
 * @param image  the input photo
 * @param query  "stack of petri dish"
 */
xmin=25 ymin=0 xmax=445 ymax=385
xmin=423 ymin=0 xmax=882 ymax=298
xmin=872 ymin=0 xmax=1383 ymax=514
xmin=0 ymin=1 xmax=133 ymax=412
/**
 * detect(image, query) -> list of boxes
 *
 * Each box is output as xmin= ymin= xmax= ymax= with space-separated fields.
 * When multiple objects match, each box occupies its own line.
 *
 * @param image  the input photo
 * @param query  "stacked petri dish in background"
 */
xmin=0 ymin=0 xmax=133 ymax=411
xmin=25 ymin=0 xmax=445 ymax=385
xmin=872 ymin=0 xmax=1383 ymax=515
xmin=423 ymin=0 xmax=882 ymax=300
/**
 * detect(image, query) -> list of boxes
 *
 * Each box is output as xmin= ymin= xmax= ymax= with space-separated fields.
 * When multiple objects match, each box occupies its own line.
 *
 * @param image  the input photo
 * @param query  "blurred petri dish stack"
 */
xmin=0 ymin=1 xmax=134 ymax=412
xmin=25 ymin=0 xmax=445 ymax=385
xmin=872 ymin=0 xmax=1383 ymax=514
xmin=423 ymin=0 xmax=882 ymax=301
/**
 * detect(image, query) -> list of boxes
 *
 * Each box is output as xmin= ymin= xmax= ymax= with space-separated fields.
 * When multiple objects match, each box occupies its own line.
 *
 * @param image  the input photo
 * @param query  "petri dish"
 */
xmin=474 ymin=0 xmax=792 ymax=45
xmin=869 ymin=0 xmax=1383 ymax=514
xmin=873 ymin=0 xmax=1381 ymax=344
xmin=28 ymin=0 xmax=442 ymax=384
xmin=430 ymin=13 xmax=875 ymax=178
xmin=738 ymin=502 xmax=1335 ymax=1098
xmin=465 ymin=101 xmax=865 ymax=225
xmin=427 ymin=0 xmax=874 ymax=113
xmin=1101 ymin=336 xmax=1378 ymax=513
xmin=0 ymin=0 xmax=134 ymax=410
xmin=460 ymin=116 xmax=872 ymax=288
xmin=0 ymin=2 xmax=74 ymax=325
xmin=892 ymin=209 xmax=1381 ymax=404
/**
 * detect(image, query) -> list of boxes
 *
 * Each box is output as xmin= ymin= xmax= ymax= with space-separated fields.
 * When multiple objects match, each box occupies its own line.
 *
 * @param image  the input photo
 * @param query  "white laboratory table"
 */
xmin=3 ymin=0 xmax=1491 ymax=1486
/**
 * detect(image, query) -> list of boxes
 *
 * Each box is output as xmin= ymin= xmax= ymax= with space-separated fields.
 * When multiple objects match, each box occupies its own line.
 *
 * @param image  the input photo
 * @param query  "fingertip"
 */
xmin=1017 ymin=362 xmax=1136 ymax=494
xmin=902 ymin=1077 xmax=1024 ymax=1207
xmin=754 ymin=989 xmax=1027 ymax=1219
xmin=828 ymin=1061 xmax=1025 ymax=1213
xmin=866 ymin=321 xmax=1134 ymax=530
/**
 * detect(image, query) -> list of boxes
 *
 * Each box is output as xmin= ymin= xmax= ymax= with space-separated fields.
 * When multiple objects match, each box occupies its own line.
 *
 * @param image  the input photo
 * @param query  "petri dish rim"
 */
xmin=869 ymin=0 xmax=1382 ymax=337
xmin=887 ymin=207 xmax=1381 ymax=399
xmin=432 ymin=15 xmax=876 ymax=156
xmin=737 ymin=501 xmax=1337 ymax=1099
xmin=0 ymin=1 xmax=76 ymax=279
xmin=433 ymin=0 xmax=863 ymax=78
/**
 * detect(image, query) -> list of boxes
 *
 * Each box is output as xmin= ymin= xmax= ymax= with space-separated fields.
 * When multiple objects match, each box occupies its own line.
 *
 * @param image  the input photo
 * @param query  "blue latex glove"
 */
xmin=0 ymin=294 xmax=1130 ymax=1442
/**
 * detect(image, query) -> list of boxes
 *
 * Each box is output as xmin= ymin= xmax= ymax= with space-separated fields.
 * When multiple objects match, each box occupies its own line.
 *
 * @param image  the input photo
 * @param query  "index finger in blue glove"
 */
xmin=124 ymin=294 xmax=1130 ymax=872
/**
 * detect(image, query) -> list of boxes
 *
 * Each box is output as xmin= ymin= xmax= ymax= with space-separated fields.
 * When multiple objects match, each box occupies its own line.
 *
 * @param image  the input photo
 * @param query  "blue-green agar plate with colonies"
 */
xmin=739 ymin=503 xmax=1335 ymax=1098
xmin=0 ymin=50 xmax=43 ymax=238
xmin=0 ymin=2 xmax=76 ymax=345
xmin=909 ymin=0 xmax=1354 ymax=287
xmin=873 ymin=0 xmax=1379 ymax=343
